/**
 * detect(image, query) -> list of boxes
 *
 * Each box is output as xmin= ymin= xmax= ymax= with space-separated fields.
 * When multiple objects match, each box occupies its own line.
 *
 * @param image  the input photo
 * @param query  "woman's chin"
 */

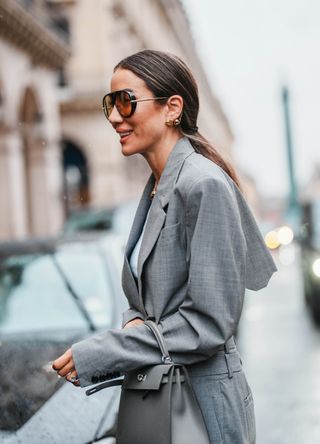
xmin=121 ymin=143 xmax=140 ymax=157
xmin=121 ymin=146 xmax=134 ymax=157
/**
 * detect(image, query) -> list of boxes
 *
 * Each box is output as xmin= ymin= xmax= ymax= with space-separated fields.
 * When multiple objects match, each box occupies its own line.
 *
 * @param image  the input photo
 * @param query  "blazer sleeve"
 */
xmin=156 ymin=176 xmax=276 ymax=361
xmin=71 ymin=176 xmax=277 ymax=387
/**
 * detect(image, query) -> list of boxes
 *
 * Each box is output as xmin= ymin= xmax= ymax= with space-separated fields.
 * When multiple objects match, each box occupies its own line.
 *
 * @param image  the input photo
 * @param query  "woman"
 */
xmin=53 ymin=49 xmax=277 ymax=443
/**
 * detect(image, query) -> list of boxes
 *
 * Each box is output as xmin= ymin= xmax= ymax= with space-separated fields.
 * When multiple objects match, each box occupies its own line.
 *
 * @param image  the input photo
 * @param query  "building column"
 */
xmin=0 ymin=130 xmax=28 ymax=239
xmin=24 ymin=137 xmax=64 ymax=237
xmin=43 ymin=139 xmax=65 ymax=235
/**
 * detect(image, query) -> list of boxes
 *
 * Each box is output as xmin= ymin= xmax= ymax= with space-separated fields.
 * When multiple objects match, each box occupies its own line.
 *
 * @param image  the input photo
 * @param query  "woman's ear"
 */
xmin=166 ymin=95 xmax=183 ymax=121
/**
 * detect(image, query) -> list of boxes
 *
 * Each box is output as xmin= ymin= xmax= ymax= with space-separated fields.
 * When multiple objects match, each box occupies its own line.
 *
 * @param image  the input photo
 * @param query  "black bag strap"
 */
xmin=145 ymin=320 xmax=173 ymax=365
xmin=86 ymin=377 xmax=123 ymax=396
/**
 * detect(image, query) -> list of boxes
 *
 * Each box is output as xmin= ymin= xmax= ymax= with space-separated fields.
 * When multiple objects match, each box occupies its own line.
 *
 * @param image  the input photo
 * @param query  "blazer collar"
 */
xmin=156 ymin=136 xmax=195 ymax=208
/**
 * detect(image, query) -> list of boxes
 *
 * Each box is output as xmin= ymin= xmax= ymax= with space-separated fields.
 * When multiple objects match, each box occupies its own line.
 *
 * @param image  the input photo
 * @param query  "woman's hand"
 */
xmin=52 ymin=320 xmax=144 ymax=385
xmin=52 ymin=348 xmax=80 ymax=386
xmin=123 ymin=318 xmax=144 ymax=329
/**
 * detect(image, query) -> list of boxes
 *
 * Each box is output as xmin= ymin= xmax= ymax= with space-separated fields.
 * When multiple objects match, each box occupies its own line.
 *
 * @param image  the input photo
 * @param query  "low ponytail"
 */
xmin=182 ymin=130 xmax=243 ymax=191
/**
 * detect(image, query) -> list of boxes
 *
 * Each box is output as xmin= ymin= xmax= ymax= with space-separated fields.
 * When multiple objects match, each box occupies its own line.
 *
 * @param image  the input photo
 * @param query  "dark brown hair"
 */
xmin=114 ymin=49 xmax=242 ymax=190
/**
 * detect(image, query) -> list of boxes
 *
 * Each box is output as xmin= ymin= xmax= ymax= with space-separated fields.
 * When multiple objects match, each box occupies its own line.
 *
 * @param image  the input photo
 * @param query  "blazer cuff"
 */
xmin=122 ymin=308 xmax=145 ymax=328
xmin=71 ymin=339 xmax=94 ymax=387
xmin=71 ymin=338 xmax=121 ymax=387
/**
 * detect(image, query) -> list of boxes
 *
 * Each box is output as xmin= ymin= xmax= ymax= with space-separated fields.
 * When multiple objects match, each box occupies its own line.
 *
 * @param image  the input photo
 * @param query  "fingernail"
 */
xmin=43 ymin=362 xmax=56 ymax=373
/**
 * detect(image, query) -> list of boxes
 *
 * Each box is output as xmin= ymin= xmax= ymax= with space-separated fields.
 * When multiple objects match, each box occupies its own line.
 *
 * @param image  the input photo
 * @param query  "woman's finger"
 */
xmin=57 ymin=360 xmax=74 ymax=377
xmin=52 ymin=348 xmax=73 ymax=371
xmin=123 ymin=318 xmax=144 ymax=329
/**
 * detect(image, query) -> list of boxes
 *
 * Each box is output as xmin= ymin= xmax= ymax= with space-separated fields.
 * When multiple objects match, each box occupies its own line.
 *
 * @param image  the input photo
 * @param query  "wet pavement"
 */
xmin=237 ymin=244 xmax=320 ymax=444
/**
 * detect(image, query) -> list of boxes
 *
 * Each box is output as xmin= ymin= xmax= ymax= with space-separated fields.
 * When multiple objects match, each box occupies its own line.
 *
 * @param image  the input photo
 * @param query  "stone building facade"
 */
xmin=0 ymin=0 xmax=69 ymax=239
xmin=0 ymin=0 xmax=234 ymax=240
xmin=57 ymin=0 xmax=234 ymax=211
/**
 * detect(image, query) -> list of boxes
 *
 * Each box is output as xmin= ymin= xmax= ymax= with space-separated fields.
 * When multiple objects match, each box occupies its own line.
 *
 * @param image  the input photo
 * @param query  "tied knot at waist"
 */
xmin=186 ymin=336 xmax=242 ymax=377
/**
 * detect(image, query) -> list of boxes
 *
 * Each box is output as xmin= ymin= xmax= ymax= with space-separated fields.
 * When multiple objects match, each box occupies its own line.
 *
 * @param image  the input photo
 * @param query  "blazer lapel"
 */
xmin=137 ymin=196 xmax=166 ymax=280
xmin=122 ymin=174 xmax=155 ymax=312
xmin=125 ymin=174 xmax=155 ymax=258
xmin=122 ymin=137 xmax=195 ymax=313
xmin=137 ymin=137 xmax=194 ymax=296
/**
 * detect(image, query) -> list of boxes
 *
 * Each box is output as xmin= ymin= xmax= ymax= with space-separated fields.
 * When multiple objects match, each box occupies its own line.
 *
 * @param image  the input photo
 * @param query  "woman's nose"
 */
xmin=108 ymin=106 xmax=123 ymax=125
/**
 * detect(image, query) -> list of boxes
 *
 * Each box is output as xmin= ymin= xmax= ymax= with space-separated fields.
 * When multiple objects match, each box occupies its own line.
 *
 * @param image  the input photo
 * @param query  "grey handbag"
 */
xmin=86 ymin=320 xmax=210 ymax=444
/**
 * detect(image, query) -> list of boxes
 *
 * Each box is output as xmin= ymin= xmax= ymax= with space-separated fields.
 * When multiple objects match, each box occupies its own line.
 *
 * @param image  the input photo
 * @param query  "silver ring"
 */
xmin=69 ymin=376 xmax=79 ymax=384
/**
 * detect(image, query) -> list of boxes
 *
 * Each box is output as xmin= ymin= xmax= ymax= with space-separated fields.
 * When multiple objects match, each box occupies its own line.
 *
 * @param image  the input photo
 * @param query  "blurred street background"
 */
xmin=238 ymin=246 xmax=320 ymax=444
xmin=0 ymin=1 xmax=320 ymax=443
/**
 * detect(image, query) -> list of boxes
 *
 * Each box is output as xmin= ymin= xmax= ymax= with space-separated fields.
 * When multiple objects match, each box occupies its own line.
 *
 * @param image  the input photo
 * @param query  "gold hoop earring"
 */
xmin=165 ymin=118 xmax=181 ymax=127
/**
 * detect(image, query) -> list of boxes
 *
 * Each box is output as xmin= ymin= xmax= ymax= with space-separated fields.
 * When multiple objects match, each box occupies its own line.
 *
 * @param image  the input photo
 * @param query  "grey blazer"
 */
xmin=72 ymin=137 xmax=277 ymax=387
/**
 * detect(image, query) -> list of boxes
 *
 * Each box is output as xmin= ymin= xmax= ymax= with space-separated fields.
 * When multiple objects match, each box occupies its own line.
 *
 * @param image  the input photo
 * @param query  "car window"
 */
xmin=0 ymin=248 xmax=114 ymax=335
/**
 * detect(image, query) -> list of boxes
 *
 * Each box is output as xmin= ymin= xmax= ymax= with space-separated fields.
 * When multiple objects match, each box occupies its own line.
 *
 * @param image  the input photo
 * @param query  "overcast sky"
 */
xmin=182 ymin=0 xmax=320 ymax=198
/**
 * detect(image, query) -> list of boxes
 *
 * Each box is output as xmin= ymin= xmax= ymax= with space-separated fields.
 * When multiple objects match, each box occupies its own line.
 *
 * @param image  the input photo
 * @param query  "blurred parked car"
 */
xmin=64 ymin=199 xmax=139 ymax=240
xmin=0 ymin=233 xmax=128 ymax=444
xmin=63 ymin=208 xmax=114 ymax=234
xmin=300 ymin=199 xmax=320 ymax=324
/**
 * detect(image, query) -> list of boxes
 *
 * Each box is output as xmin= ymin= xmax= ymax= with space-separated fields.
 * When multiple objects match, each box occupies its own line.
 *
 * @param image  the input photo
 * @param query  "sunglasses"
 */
xmin=102 ymin=89 xmax=168 ymax=120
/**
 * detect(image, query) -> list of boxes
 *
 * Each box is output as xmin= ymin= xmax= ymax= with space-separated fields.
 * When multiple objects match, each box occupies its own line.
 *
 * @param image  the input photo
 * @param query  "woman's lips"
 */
xmin=119 ymin=131 xmax=133 ymax=143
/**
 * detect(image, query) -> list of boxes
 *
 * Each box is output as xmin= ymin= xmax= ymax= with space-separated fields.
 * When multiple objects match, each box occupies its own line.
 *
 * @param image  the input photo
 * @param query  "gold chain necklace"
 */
xmin=150 ymin=181 xmax=158 ymax=199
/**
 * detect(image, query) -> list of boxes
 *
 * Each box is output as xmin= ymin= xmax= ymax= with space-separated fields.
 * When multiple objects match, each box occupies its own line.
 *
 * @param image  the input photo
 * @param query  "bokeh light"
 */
xmin=277 ymin=225 xmax=294 ymax=245
xmin=312 ymin=258 xmax=320 ymax=278
xmin=265 ymin=230 xmax=280 ymax=249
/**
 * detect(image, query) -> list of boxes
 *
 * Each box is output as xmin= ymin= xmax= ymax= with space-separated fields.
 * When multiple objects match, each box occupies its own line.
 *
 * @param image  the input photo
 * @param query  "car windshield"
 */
xmin=0 ymin=245 xmax=114 ymax=335
xmin=0 ymin=240 xmax=121 ymax=434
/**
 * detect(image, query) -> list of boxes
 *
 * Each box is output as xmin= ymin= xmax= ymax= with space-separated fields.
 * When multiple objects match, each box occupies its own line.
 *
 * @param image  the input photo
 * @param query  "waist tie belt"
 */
xmin=186 ymin=335 xmax=242 ymax=379
xmin=146 ymin=318 xmax=241 ymax=379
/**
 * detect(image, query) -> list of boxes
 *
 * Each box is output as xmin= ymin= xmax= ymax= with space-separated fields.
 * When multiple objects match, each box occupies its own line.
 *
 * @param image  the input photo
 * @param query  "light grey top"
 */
xmin=72 ymin=137 xmax=278 ymax=387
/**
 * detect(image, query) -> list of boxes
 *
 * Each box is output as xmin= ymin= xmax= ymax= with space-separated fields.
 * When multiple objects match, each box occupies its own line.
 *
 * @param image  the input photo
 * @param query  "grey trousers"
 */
xmin=187 ymin=338 xmax=256 ymax=444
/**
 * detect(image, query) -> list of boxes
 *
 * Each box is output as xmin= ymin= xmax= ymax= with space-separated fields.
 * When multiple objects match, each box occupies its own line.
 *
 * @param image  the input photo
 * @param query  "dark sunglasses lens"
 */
xmin=104 ymin=94 xmax=114 ymax=119
xmin=103 ymin=91 xmax=133 ymax=119
xmin=115 ymin=91 xmax=132 ymax=117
